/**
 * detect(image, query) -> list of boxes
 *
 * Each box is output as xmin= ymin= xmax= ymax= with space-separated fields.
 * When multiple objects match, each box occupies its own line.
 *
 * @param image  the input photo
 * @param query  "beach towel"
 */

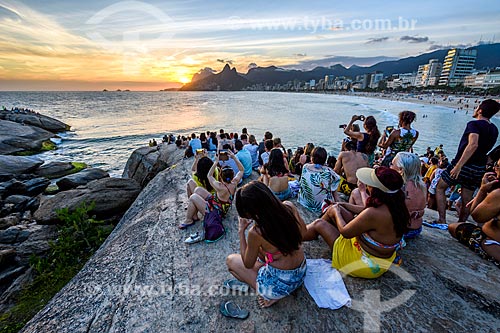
xmin=422 ymin=221 xmax=449 ymax=230
xmin=303 ymin=259 xmax=351 ymax=310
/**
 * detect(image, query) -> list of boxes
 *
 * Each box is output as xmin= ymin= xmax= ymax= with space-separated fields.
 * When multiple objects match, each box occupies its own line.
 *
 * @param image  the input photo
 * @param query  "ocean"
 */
xmin=1 ymin=91 xmax=499 ymax=177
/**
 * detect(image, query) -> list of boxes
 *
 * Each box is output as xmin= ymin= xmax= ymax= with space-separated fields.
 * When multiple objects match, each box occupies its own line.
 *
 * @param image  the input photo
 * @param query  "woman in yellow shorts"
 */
xmin=304 ymin=166 xmax=409 ymax=278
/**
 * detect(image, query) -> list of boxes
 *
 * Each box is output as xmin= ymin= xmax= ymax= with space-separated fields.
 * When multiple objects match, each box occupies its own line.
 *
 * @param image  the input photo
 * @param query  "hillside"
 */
xmin=180 ymin=64 xmax=251 ymax=91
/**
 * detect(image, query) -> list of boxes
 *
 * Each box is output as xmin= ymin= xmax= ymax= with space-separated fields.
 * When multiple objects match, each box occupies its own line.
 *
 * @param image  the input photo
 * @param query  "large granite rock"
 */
xmin=0 ymin=110 xmax=69 ymax=133
xmin=122 ymin=145 xmax=172 ymax=187
xmin=56 ymin=168 xmax=109 ymax=191
xmin=34 ymin=162 xmax=84 ymax=179
xmin=21 ymin=146 xmax=500 ymax=332
xmin=0 ymin=120 xmax=55 ymax=155
xmin=34 ymin=178 xmax=141 ymax=224
xmin=0 ymin=156 xmax=44 ymax=178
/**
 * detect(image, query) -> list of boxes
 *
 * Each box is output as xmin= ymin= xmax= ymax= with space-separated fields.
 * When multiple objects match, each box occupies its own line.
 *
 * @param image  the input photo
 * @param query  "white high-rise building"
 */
xmin=416 ymin=59 xmax=442 ymax=87
xmin=439 ymin=49 xmax=477 ymax=87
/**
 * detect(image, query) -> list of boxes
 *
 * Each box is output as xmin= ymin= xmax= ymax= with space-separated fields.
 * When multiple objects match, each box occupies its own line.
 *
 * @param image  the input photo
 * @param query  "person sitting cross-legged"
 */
xmin=303 ymin=167 xmax=409 ymax=278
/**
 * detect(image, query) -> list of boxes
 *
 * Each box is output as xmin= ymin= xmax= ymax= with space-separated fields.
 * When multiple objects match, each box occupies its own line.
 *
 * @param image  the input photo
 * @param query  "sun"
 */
xmin=179 ymin=77 xmax=191 ymax=84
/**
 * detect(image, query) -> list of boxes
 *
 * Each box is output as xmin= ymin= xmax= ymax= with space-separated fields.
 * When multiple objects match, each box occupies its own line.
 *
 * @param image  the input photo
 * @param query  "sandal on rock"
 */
xmin=178 ymin=222 xmax=195 ymax=230
xmin=219 ymin=301 xmax=249 ymax=320
xmin=184 ymin=232 xmax=204 ymax=244
xmin=223 ymin=279 xmax=250 ymax=293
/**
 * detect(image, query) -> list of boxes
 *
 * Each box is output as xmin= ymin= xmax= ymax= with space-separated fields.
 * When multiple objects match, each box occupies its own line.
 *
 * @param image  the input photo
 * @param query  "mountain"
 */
xmin=180 ymin=64 xmax=251 ymax=91
xmin=181 ymin=43 xmax=500 ymax=90
xmin=191 ymin=67 xmax=216 ymax=82
xmin=284 ymin=55 xmax=398 ymax=70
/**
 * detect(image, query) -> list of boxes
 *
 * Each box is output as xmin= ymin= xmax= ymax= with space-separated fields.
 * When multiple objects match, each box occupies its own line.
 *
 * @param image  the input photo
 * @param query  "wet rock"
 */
xmin=0 ymin=225 xmax=31 ymax=244
xmin=0 ymin=156 xmax=44 ymax=178
xmin=34 ymin=162 xmax=79 ymax=179
xmin=23 ymin=177 xmax=50 ymax=196
xmin=0 ymin=119 xmax=56 ymax=155
xmin=34 ymin=178 xmax=141 ymax=224
xmin=0 ymin=110 xmax=69 ymax=133
xmin=56 ymin=168 xmax=109 ymax=191
xmin=0 ymin=214 xmax=21 ymax=230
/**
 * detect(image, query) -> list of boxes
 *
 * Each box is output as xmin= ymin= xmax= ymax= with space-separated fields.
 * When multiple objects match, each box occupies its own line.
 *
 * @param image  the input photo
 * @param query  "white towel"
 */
xmin=304 ymin=259 xmax=351 ymax=309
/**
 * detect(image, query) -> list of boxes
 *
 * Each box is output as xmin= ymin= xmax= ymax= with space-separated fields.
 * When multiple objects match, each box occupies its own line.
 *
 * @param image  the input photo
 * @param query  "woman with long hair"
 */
xmin=379 ymin=110 xmax=419 ymax=167
xmin=226 ymin=181 xmax=307 ymax=308
xmin=181 ymin=150 xmax=244 ymax=229
xmin=261 ymin=148 xmax=291 ymax=200
xmin=304 ymin=166 xmax=409 ymax=278
xmin=391 ymin=152 xmax=427 ymax=239
xmin=186 ymin=153 xmax=218 ymax=197
xmin=344 ymin=115 xmax=381 ymax=166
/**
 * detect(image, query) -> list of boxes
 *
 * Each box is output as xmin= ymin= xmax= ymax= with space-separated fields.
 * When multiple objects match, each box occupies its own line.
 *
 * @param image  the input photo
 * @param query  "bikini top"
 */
xmin=264 ymin=250 xmax=282 ymax=264
xmin=360 ymin=232 xmax=405 ymax=251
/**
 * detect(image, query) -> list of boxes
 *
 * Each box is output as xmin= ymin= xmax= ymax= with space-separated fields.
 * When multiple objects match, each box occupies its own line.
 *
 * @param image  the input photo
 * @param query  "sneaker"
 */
xmin=184 ymin=232 xmax=204 ymax=244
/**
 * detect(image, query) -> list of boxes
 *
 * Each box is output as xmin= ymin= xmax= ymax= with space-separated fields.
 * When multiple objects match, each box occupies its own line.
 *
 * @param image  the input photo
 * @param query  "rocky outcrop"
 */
xmin=56 ymin=168 xmax=109 ymax=191
xmin=180 ymin=64 xmax=252 ymax=91
xmin=0 ymin=156 xmax=44 ymax=178
xmin=34 ymin=178 xmax=141 ymax=224
xmin=21 ymin=146 xmax=500 ymax=332
xmin=0 ymin=120 xmax=56 ymax=155
xmin=0 ymin=110 xmax=69 ymax=133
xmin=122 ymin=145 xmax=172 ymax=187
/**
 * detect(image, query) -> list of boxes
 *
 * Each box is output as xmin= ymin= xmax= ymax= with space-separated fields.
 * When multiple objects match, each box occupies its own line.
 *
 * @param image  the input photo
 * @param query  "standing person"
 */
xmin=344 ymin=115 xmax=381 ymax=166
xmin=225 ymin=181 xmax=307 ymax=308
xmin=379 ymin=111 xmax=419 ymax=167
xmin=334 ymin=141 xmax=369 ymax=197
xmin=298 ymin=147 xmax=340 ymax=213
xmin=436 ymin=99 xmax=500 ymax=223
xmin=188 ymin=133 xmax=202 ymax=155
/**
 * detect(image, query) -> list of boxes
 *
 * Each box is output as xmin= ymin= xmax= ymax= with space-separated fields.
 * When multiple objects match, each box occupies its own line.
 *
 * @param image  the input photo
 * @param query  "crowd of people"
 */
xmin=166 ymin=99 xmax=499 ymax=316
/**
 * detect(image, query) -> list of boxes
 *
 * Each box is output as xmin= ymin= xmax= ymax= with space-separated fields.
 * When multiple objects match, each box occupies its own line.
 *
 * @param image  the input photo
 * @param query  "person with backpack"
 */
xmin=225 ymin=181 xmax=307 ymax=309
xmin=181 ymin=150 xmax=244 ymax=238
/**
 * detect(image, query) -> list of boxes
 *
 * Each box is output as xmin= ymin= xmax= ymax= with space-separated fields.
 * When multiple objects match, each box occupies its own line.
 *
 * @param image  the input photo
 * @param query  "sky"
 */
xmin=0 ymin=0 xmax=499 ymax=90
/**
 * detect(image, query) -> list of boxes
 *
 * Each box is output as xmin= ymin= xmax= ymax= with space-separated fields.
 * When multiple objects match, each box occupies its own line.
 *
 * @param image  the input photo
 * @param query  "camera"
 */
xmin=219 ymin=150 xmax=229 ymax=161
xmin=339 ymin=124 xmax=347 ymax=129
xmin=358 ymin=115 xmax=365 ymax=121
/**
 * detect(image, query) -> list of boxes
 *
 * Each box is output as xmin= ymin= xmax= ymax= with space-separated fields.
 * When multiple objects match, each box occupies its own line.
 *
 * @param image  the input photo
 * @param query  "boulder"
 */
xmin=0 ymin=156 xmax=43 ymax=178
xmin=34 ymin=162 xmax=85 ymax=179
xmin=0 ymin=120 xmax=56 ymax=155
xmin=56 ymin=168 xmax=109 ymax=191
xmin=0 ymin=225 xmax=32 ymax=244
xmin=0 ymin=268 xmax=33 ymax=314
xmin=4 ymin=195 xmax=39 ymax=213
xmin=34 ymin=178 xmax=141 ymax=224
xmin=0 ymin=214 xmax=20 ymax=230
xmin=15 ymin=224 xmax=57 ymax=265
xmin=0 ymin=248 xmax=16 ymax=268
xmin=122 ymin=145 xmax=172 ymax=187
xmin=0 ymin=110 xmax=69 ymax=133
xmin=22 ymin=177 xmax=51 ymax=196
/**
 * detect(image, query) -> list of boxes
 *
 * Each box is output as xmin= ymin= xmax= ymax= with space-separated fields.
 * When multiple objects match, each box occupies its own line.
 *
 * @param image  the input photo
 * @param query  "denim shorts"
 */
xmin=256 ymin=259 xmax=307 ymax=300
xmin=273 ymin=187 xmax=291 ymax=201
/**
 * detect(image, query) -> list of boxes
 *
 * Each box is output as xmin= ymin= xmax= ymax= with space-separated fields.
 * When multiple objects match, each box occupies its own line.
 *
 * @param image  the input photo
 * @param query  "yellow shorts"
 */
xmin=331 ymin=235 xmax=395 ymax=279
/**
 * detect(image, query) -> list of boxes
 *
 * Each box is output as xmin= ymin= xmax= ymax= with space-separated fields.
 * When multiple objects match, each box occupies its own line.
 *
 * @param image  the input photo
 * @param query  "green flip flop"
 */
xmin=219 ymin=301 xmax=249 ymax=320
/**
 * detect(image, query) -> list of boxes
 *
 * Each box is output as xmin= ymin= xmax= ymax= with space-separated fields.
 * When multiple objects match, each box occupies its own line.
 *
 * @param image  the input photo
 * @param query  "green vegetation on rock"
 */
xmin=41 ymin=140 xmax=56 ymax=151
xmin=0 ymin=202 xmax=113 ymax=333
xmin=70 ymin=162 xmax=87 ymax=173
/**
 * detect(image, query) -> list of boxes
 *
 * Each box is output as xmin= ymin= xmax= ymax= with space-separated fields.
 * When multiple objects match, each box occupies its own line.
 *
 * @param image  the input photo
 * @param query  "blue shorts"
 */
xmin=256 ymin=259 xmax=306 ymax=300
xmin=404 ymin=226 xmax=422 ymax=240
xmin=273 ymin=187 xmax=291 ymax=201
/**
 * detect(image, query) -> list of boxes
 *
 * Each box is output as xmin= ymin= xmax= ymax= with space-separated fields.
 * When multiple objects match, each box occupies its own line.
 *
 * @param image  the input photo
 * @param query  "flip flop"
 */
xmin=219 ymin=301 xmax=249 ymax=320
xmin=223 ymin=279 xmax=250 ymax=293
xmin=178 ymin=222 xmax=195 ymax=230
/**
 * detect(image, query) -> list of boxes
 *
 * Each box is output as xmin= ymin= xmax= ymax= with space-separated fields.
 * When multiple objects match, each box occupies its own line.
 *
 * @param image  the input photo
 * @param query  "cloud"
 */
xmin=247 ymin=62 xmax=258 ymax=69
xmin=217 ymin=59 xmax=225 ymax=63
xmin=366 ymin=37 xmax=389 ymax=44
xmin=293 ymin=53 xmax=307 ymax=57
xmin=216 ymin=58 xmax=234 ymax=65
xmin=400 ymin=36 xmax=429 ymax=43
xmin=427 ymin=42 xmax=474 ymax=51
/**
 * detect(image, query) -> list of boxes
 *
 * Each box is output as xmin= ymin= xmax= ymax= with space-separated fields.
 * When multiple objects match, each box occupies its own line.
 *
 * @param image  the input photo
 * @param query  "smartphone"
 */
xmin=219 ymin=150 xmax=229 ymax=161
xmin=196 ymin=148 xmax=204 ymax=155
xmin=385 ymin=126 xmax=394 ymax=136
xmin=359 ymin=115 xmax=365 ymax=121
xmin=339 ymin=124 xmax=347 ymax=129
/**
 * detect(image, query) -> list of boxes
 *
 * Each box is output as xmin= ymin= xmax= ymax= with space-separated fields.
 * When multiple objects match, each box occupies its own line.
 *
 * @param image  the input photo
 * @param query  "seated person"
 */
xmin=235 ymin=140 xmax=253 ymax=178
xmin=448 ymin=161 xmax=500 ymax=268
xmin=390 ymin=152 xmax=427 ymax=239
xmin=226 ymin=181 xmax=307 ymax=308
xmin=259 ymin=139 xmax=274 ymax=168
xmin=260 ymin=149 xmax=291 ymax=201
xmin=188 ymin=133 xmax=202 ymax=155
xmin=334 ymin=141 xmax=369 ymax=197
xmin=303 ymin=167 xmax=409 ymax=278
xmin=186 ymin=151 xmax=219 ymax=197
xmin=298 ymin=147 xmax=340 ymax=213
xmin=244 ymin=135 xmax=260 ymax=170
xmin=181 ymin=150 xmax=244 ymax=229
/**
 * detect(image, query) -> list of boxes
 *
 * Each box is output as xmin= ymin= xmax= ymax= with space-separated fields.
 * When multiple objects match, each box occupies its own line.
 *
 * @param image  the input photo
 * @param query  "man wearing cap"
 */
xmin=436 ymin=99 xmax=500 ymax=224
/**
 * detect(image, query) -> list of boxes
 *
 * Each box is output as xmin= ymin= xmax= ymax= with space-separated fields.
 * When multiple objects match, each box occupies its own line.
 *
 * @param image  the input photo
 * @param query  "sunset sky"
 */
xmin=0 ymin=0 xmax=499 ymax=90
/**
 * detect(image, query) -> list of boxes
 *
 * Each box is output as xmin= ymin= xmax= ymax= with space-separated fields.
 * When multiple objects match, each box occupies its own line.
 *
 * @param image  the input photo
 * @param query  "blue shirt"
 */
xmin=236 ymin=149 xmax=253 ymax=178
xmin=244 ymin=144 xmax=260 ymax=169
xmin=189 ymin=138 xmax=202 ymax=154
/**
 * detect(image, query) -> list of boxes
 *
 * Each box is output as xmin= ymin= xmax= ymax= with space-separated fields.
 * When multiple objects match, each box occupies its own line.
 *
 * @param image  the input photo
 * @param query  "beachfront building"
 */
xmin=438 ymin=48 xmax=477 ymax=87
xmin=415 ymin=59 xmax=442 ymax=87
xmin=464 ymin=71 xmax=487 ymax=89
xmin=387 ymin=73 xmax=417 ymax=89
xmin=483 ymin=69 xmax=500 ymax=89
xmin=369 ymin=72 xmax=384 ymax=89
